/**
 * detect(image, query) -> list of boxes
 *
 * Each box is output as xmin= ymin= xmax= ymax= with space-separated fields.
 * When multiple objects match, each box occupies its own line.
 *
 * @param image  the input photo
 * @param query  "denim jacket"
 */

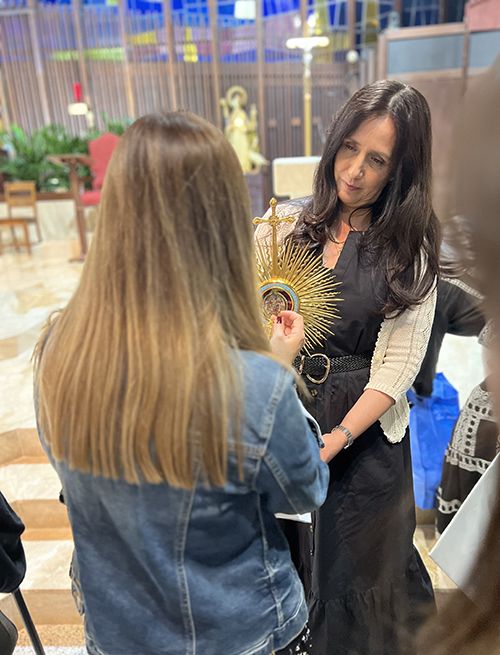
xmin=37 ymin=350 xmax=329 ymax=655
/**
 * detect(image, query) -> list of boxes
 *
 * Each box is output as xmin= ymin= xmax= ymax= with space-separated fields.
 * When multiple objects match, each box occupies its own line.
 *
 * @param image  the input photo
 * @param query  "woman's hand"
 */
xmin=320 ymin=388 xmax=395 ymax=463
xmin=269 ymin=310 xmax=305 ymax=366
xmin=320 ymin=429 xmax=348 ymax=463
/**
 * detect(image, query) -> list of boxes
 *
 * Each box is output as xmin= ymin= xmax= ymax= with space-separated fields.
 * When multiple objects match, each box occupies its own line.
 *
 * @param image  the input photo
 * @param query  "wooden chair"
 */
xmin=0 ymin=181 xmax=41 ymax=255
xmin=0 ymin=220 xmax=30 ymax=255
xmin=44 ymin=135 xmax=119 ymax=261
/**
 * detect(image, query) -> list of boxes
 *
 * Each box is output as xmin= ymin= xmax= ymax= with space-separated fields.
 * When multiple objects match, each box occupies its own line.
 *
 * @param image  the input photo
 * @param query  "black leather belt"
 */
xmin=293 ymin=351 xmax=373 ymax=384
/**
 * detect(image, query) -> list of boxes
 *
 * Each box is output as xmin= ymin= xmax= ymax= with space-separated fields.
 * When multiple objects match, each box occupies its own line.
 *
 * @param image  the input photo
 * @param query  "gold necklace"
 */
xmin=331 ymin=224 xmax=355 ymax=253
xmin=332 ymin=236 xmax=347 ymax=253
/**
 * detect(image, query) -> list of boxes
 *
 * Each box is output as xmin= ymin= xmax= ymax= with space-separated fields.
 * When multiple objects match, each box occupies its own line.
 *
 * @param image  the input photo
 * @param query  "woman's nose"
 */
xmin=349 ymin=156 xmax=364 ymax=179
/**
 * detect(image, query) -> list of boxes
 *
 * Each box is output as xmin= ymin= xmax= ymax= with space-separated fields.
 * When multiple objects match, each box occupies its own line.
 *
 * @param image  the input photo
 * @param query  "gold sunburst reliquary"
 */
xmin=254 ymin=198 xmax=341 ymax=355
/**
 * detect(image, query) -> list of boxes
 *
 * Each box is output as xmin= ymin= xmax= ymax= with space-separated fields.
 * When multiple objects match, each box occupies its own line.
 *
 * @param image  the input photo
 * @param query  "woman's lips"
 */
xmin=342 ymin=179 xmax=361 ymax=192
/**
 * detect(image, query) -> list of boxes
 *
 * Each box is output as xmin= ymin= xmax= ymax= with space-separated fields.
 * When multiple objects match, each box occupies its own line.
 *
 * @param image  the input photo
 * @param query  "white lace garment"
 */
xmin=254 ymin=201 xmax=437 ymax=444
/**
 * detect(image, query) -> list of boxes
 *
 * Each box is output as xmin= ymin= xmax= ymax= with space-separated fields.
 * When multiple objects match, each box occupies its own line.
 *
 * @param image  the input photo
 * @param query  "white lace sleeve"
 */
xmin=364 ymin=285 xmax=437 ymax=443
xmin=365 ymin=286 xmax=437 ymax=402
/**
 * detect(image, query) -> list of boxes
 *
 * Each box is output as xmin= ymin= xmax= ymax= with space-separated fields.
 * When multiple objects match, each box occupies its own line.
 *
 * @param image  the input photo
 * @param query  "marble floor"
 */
xmin=0 ymin=239 xmax=483 ymax=647
xmin=0 ymin=241 xmax=83 ymax=435
xmin=0 ymin=241 xmax=85 ymax=641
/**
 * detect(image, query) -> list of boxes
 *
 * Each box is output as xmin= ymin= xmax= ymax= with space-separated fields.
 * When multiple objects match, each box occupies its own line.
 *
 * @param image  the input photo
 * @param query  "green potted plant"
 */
xmin=0 ymin=124 xmax=90 ymax=192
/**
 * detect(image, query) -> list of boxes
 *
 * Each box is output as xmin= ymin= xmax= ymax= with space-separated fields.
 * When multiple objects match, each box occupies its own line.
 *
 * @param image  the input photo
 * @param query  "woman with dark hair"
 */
xmin=256 ymin=80 xmax=440 ymax=654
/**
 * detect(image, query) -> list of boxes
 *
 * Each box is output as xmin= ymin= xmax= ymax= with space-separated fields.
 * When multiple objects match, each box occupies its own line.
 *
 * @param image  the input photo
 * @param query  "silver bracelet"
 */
xmin=333 ymin=424 xmax=354 ymax=449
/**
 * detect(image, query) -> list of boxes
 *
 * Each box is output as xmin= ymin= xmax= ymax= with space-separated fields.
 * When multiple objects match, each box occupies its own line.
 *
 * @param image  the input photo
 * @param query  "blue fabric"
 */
xmin=407 ymin=373 xmax=460 ymax=510
xmin=37 ymin=350 xmax=329 ymax=655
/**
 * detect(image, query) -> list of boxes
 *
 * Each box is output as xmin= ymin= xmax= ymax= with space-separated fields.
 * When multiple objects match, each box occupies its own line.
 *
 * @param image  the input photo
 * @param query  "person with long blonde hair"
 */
xmin=34 ymin=111 xmax=329 ymax=655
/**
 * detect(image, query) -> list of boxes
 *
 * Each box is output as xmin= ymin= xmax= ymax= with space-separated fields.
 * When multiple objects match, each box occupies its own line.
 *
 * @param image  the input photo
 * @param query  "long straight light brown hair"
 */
xmin=34 ymin=111 xmax=270 ymax=488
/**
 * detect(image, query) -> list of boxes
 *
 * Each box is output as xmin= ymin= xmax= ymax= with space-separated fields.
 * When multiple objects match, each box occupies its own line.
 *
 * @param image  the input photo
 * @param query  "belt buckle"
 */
xmin=305 ymin=353 xmax=330 ymax=384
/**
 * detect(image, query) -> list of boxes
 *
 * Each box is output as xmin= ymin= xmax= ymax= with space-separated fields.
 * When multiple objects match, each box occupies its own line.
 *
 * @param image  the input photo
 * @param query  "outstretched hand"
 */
xmin=269 ymin=311 xmax=305 ymax=365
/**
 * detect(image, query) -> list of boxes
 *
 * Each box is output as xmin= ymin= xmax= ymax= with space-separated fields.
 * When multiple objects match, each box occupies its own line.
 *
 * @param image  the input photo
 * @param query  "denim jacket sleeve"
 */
xmin=254 ymin=373 xmax=329 ymax=515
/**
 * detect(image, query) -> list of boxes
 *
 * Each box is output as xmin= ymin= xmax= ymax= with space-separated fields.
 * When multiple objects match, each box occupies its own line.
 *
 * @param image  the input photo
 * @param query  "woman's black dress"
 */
xmin=293 ymin=231 xmax=435 ymax=655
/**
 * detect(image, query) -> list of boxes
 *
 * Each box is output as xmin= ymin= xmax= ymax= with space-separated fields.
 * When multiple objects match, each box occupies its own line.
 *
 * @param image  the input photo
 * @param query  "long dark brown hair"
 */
xmin=293 ymin=80 xmax=440 ymax=315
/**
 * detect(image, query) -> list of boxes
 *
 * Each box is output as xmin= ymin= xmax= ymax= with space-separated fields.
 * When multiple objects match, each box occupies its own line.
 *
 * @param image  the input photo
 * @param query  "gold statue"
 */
xmin=220 ymin=85 xmax=269 ymax=174
xmin=254 ymin=199 xmax=341 ymax=353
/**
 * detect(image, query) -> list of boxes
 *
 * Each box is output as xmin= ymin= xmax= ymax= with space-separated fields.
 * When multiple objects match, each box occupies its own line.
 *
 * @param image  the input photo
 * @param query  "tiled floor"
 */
xmin=414 ymin=524 xmax=456 ymax=594
xmin=16 ymin=625 xmax=85 ymax=648
xmin=0 ymin=239 xmax=482 ymax=648
xmin=0 ymin=463 xmax=62 ymax=501
xmin=15 ymin=648 xmax=86 ymax=654
xmin=0 ymin=241 xmax=82 ymax=343
xmin=0 ymin=241 xmax=84 ymax=638
xmin=0 ymin=241 xmax=83 ymax=436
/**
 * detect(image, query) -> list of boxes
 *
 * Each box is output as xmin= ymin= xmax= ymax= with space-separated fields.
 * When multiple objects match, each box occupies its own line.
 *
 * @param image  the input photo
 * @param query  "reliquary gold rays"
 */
xmin=254 ymin=199 xmax=341 ymax=355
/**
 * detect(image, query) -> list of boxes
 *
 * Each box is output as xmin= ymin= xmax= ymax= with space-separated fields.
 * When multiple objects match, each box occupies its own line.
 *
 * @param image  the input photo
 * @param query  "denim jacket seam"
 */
xmin=229 ymin=440 xmax=266 ymax=457
xmin=261 ymin=449 xmax=303 ymax=514
xmin=257 ymin=495 xmax=283 ymax=627
xmin=235 ymin=634 xmax=273 ymax=655
xmin=85 ymin=630 xmax=109 ymax=655
xmin=176 ymin=466 xmax=199 ymax=655
xmin=234 ymin=594 xmax=306 ymax=655
xmin=261 ymin=367 xmax=289 ymax=442
xmin=252 ymin=368 xmax=289 ymax=489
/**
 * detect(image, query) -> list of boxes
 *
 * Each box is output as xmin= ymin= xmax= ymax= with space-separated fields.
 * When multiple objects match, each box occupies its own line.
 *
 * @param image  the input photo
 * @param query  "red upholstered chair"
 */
xmin=81 ymin=133 xmax=120 ymax=207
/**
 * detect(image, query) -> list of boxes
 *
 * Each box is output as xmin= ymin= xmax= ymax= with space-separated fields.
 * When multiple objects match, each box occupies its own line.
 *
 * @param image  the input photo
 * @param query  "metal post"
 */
xmin=255 ymin=0 xmax=266 ymax=161
xmin=286 ymin=37 xmax=328 ymax=157
xmin=162 ymin=0 xmax=178 ymax=111
xmin=72 ymin=0 xmax=92 ymax=109
xmin=0 ymin=65 xmax=12 ymax=133
xmin=394 ymin=0 xmax=402 ymax=25
xmin=303 ymin=50 xmax=312 ymax=156
xmin=27 ymin=0 xmax=51 ymax=125
xmin=462 ymin=28 xmax=470 ymax=95
xmin=300 ymin=0 xmax=308 ymax=36
xmin=208 ymin=0 xmax=222 ymax=129
xmin=117 ymin=0 xmax=136 ymax=118
xmin=376 ymin=29 xmax=387 ymax=79
xmin=367 ymin=45 xmax=376 ymax=84
xmin=12 ymin=589 xmax=46 ymax=655
xmin=439 ymin=0 xmax=448 ymax=24
xmin=348 ymin=0 xmax=356 ymax=51
xmin=0 ymin=22 xmax=20 ymax=128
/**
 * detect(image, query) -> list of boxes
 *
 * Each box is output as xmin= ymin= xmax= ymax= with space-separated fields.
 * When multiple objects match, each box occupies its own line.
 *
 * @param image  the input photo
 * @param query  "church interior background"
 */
xmin=0 ymin=0 xmax=498 ymax=650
